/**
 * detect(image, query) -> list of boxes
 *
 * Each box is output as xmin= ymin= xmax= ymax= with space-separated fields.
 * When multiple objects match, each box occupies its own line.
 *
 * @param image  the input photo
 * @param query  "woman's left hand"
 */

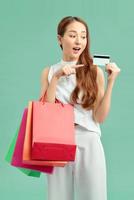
xmin=105 ymin=62 xmax=121 ymax=82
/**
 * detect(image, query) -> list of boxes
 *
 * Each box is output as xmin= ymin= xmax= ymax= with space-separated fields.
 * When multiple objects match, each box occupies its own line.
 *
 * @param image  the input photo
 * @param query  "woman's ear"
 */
xmin=57 ymin=34 xmax=62 ymax=46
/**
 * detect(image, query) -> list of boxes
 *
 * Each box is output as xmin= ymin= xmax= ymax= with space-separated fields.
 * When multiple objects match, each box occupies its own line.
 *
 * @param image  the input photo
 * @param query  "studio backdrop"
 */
xmin=0 ymin=0 xmax=133 ymax=200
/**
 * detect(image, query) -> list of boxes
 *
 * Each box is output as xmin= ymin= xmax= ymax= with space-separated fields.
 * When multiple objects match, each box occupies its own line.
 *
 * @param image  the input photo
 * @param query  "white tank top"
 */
xmin=47 ymin=59 xmax=101 ymax=136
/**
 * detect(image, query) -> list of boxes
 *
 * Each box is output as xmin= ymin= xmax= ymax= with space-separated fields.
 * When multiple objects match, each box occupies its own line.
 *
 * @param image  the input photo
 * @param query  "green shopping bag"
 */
xmin=5 ymin=125 xmax=41 ymax=178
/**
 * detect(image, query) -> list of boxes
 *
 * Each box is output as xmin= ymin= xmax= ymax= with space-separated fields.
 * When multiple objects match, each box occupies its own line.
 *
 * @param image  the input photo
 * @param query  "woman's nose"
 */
xmin=75 ymin=36 xmax=81 ymax=44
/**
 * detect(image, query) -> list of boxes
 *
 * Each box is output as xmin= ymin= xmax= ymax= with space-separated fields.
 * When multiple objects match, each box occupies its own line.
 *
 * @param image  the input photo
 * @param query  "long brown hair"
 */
xmin=57 ymin=16 xmax=98 ymax=110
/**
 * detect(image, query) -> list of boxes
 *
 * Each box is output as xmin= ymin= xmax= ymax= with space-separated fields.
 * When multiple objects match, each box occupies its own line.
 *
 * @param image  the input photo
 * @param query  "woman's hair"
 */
xmin=57 ymin=16 xmax=98 ymax=110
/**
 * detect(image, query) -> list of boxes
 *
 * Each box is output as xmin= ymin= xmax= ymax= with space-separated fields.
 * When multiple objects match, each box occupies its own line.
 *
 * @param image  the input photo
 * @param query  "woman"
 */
xmin=40 ymin=16 xmax=120 ymax=200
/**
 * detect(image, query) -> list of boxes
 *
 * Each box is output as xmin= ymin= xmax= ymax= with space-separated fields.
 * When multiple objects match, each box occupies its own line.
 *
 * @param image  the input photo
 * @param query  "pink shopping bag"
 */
xmin=31 ymin=100 xmax=77 ymax=161
xmin=11 ymin=108 xmax=54 ymax=174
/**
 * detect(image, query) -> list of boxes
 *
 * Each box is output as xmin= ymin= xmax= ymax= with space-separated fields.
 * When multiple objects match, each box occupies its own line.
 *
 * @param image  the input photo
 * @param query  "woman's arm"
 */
xmin=40 ymin=67 xmax=49 ymax=99
xmin=40 ymin=67 xmax=59 ymax=103
xmin=40 ymin=64 xmax=84 ymax=103
xmin=93 ymin=63 xmax=121 ymax=123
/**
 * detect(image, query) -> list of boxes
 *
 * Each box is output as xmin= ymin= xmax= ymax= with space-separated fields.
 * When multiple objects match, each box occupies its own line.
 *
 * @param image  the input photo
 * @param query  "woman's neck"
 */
xmin=60 ymin=58 xmax=77 ymax=65
xmin=62 ymin=55 xmax=78 ymax=63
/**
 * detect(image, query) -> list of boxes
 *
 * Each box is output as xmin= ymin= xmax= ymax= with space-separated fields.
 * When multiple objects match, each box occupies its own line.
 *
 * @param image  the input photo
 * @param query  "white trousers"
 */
xmin=46 ymin=125 xmax=107 ymax=200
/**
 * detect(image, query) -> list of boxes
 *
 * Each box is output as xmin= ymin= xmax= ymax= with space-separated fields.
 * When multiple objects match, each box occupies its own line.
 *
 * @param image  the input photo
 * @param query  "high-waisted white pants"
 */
xmin=46 ymin=125 xmax=107 ymax=200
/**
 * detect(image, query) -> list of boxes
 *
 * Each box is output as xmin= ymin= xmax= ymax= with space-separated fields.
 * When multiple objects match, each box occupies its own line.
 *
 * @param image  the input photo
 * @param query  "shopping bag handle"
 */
xmin=39 ymin=93 xmax=64 ymax=107
xmin=55 ymin=98 xmax=64 ymax=107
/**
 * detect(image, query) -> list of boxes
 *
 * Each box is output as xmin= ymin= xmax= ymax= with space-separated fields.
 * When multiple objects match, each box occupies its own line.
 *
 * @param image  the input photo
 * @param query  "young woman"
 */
xmin=40 ymin=16 xmax=120 ymax=200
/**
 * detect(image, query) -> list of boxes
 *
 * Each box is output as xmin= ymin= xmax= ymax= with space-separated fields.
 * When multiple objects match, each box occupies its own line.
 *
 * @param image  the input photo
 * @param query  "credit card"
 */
xmin=93 ymin=54 xmax=110 ymax=66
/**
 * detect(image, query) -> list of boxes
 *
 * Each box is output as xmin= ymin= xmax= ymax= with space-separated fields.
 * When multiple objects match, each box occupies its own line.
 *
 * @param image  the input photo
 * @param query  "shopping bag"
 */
xmin=5 ymin=118 xmax=41 ymax=177
xmin=11 ymin=108 xmax=54 ymax=174
xmin=31 ymin=100 xmax=77 ymax=161
xmin=23 ymin=101 xmax=68 ymax=167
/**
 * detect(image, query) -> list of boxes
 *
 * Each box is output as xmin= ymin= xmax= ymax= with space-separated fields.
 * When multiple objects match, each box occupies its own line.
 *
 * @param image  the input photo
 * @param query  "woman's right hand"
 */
xmin=54 ymin=64 xmax=85 ymax=79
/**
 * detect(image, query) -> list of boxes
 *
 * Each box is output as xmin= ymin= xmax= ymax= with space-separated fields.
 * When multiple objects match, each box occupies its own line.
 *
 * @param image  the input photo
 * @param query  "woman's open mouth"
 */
xmin=72 ymin=47 xmax=81 ymax=54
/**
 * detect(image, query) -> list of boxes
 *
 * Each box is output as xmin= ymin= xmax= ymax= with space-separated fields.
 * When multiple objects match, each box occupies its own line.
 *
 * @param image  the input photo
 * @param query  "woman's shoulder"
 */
xmin=91 ymin=64 xmax=105 ymax=83
xmin=41 ymin=61 xmax=60 ymax=74
xmin=96 ymin=65 xmax=103 ymax=74
xmin=96 ymin=65 xmax=105 ymax=85
xmin=44 ymin=61 xmax=62 ymax=71
xmin=41 ymin=66 xmax=50 ymax=77
xmin=92 ymin=64 xmax=103 ymax=73
xmin=40 ymin=66 xmax=50 ymax=85
xmin=41 ymin=61 xmax=61 ymax=83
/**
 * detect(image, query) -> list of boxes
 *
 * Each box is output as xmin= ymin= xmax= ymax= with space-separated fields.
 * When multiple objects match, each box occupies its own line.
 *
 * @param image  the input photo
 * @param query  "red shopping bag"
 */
xmin=23 ymin=101 xmax=68 ymax=167
xmin=31 ymin=99 xmax=77 ymax=161
xmin=11 ymin=108 xmax=54 ymax=174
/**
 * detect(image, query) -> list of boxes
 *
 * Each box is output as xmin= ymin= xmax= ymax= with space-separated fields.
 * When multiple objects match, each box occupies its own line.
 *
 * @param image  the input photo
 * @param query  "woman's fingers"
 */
xmin=105 ymin=62 xmax=121 ymax=81
xmin=72 ymin=64 xmax=85 ymax=68
xmin=62 ymin=64 xmax=85 ymax=76
xmin=63 ymin=66 xmax=76 ymax=75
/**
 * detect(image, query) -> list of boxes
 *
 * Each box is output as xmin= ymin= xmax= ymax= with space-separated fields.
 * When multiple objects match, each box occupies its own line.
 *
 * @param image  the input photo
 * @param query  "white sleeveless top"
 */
xmin=48 ymin=59 xmax=101 ymax=136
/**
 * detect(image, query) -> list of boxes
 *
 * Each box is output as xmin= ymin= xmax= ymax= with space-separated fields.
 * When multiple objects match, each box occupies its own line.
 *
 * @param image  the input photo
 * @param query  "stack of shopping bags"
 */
xmin=5 ymin=99 xmax=76 ymax=177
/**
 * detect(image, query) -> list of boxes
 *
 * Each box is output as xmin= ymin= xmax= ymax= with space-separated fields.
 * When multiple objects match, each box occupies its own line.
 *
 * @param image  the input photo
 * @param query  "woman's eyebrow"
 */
xmin=68 ymin=30 xmax=86 ymax=33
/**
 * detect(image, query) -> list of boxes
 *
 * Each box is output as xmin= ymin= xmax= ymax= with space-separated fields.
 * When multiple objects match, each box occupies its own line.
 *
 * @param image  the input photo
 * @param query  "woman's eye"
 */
xmin=70 ymin=35 xmax=76 ymax=38
xmin=82 ymin=36 xmax=86 ymax=39
xmin=69 ymin=35 xmax=86 ymax=39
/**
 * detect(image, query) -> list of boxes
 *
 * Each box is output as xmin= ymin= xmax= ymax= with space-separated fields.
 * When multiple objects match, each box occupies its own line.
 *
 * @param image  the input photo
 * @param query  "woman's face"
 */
xmin=58 ymin=21 xmax=87 ymax=61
